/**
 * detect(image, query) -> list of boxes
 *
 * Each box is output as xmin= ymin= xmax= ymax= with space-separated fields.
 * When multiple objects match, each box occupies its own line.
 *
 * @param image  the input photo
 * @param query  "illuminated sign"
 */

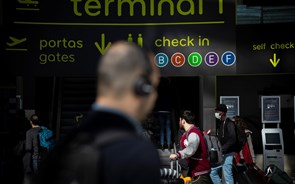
xmin=237 ymin=24 xmax=295 ymax=74
xmin=5 ymin=0 xmax=232 ymax=23
xmin=1 ymin=0 xmax=236 ymax=77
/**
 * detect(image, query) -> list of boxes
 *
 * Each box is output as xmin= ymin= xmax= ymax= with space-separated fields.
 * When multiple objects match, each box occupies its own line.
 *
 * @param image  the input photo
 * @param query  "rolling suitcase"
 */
xmin=233 ymin=163 xmax=269 ymax=184
xmin=233 ymin=164 xmax=251 ymax=184
xmin=265 ymin=164 xmax=293 ymax=184
xmin=159 ymin=144 xmax=184 ymax=184
xmin=160 ymin=159 xmax=183 ymax=184
xmin=245 ymin=164 xmax=269 ymax=184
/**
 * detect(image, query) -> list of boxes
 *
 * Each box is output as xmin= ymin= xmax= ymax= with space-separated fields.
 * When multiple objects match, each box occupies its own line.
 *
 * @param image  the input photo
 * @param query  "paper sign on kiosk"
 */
xmin=261 ymin=96 xmax=281 ymax=123
xmin=220 ymin=96 xmax=239 ymax=119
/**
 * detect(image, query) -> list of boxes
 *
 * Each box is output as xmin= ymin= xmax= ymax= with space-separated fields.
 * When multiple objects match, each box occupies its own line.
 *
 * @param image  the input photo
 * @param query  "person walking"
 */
xmin=210 ymin=104 xmax=237 ymax=184
xmin=23 ymin=114 xmax=41 ymax=183
xmin=31 ymin=41 xmax=161 ymax=184
xmin=232 ymin=116 xmax=256 ymax=165
xmin=170 ymin=110 xmax=212 ymax=184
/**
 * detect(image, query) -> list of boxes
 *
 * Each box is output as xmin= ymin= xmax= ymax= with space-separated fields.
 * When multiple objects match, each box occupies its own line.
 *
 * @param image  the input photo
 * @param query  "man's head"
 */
xmin=179 ymin=110 xmax=195 ymax=129
xmin=30 ymin=114 xmax=40 ymax=126
xmin=96 ymin=41 xmax=160 ymax=121
xmin=215 ymin=104 xmax=227 ymax=121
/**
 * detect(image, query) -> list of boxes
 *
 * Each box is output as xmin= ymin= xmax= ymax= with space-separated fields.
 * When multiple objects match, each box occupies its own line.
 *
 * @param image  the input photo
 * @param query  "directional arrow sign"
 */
xmin=94 ymin=34 xmax=111 ymax=55
xmin=269 ymin=53 xmax=280 ymax=68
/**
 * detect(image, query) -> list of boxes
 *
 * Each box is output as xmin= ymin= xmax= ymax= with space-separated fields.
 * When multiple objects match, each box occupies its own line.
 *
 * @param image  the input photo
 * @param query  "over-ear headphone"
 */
xmin=133 ymin=76 xmax=153 ymax=96
xmin=131 ymin=45 xmax=153 ymax=96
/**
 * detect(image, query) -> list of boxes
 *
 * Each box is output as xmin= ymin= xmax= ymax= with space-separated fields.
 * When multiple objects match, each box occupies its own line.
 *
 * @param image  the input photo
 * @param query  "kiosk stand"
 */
xmin=261 ymin=96 xmax=284 ymax=171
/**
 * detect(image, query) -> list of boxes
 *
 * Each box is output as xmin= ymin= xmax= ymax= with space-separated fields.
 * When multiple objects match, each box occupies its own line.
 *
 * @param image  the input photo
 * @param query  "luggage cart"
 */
xmin=159 ymin=143 xmax=191 ymax=184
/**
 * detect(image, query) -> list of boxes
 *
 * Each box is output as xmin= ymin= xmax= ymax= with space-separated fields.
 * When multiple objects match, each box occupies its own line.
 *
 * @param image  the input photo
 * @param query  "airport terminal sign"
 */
xmin=237 ymin=24 xmax=295 ymax=74
xmin=1 ymin=0 xmax=236 ymax=77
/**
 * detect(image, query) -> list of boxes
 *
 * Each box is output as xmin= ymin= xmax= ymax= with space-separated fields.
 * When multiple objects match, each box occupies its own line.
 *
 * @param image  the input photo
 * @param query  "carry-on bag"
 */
xmin=159 ymin=144 xmax=185 ymax=184
xmin=265 ymin=164 xmax=293 ymax=184
xmin=233 ymin=163 xmax=269 ymax=184
xmin=245 ymin=164 xmax=269 ymax=184
xmin=160 ymin=159 xmax=184 ymax=184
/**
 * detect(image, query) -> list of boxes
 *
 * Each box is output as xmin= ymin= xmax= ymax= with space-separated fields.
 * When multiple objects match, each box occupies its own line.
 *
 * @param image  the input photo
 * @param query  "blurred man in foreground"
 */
xmin=32 ymin=41 xmax=161 ymax=184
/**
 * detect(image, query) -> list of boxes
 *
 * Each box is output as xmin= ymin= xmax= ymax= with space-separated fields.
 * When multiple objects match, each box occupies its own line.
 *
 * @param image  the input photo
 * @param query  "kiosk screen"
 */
xmin=265 ymin=133 xmax=280 ymax=144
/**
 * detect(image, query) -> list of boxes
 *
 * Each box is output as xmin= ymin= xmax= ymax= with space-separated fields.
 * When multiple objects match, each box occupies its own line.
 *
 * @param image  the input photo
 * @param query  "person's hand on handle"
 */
xmin=169 ymin=153 xmax=178 ymax=160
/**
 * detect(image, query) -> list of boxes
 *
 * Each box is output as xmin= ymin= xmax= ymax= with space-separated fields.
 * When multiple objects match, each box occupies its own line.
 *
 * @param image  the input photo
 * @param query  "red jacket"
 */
xmin=178 ymin=126 xmax=211 ymax=177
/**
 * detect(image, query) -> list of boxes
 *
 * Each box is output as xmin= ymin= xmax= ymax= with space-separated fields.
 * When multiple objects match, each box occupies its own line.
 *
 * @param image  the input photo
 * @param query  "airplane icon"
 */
xmin=6 ymin=37 xmax=27 ymax=47
xmin=18 ymin=0 xmax=39 ymax=6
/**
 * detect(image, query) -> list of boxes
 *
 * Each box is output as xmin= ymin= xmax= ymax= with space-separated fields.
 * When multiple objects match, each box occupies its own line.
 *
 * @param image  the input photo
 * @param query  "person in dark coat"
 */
xmin=23 ymin=114 xmax=42 ymax=184
xmin=210 ymin=104 xmax=237 ymax=184
xmin=32 ymin=41 xmax=161 ymax=184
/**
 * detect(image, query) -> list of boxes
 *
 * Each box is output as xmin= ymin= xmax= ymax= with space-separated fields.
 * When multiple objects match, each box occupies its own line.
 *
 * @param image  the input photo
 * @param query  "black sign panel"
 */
xmin=237 ymin=23 xmax=295 ymax=74
xmin=1 ymin=0 xmax=236 ymax=77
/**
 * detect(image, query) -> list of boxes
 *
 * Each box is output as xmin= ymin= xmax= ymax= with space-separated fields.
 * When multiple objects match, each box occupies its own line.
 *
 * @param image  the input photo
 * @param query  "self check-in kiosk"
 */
xmin=261 ymin=96 xmax=284 ymax=171
xmin=261 ymin=128 xmax=284 ymax=171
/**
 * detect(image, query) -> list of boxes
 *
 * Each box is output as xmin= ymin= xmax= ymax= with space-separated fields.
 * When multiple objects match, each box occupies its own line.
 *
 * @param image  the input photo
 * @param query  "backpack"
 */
xmin=186 ymin=129 xmax=223 ymax=165
xmin=39 ymin=126 xmax=55 ymax=151
xmin=234 ymin=123 xmax=247 ymax=153
xmin=203 ymin=133 xmax=223 ymax=165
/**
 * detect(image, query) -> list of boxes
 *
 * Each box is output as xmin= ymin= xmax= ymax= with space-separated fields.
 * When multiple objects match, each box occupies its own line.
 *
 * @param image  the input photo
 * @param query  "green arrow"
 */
xmin=269 ymin=53 xmax=280 ymax=68
xmin=94 ymin=34 xmax=111 ymax=55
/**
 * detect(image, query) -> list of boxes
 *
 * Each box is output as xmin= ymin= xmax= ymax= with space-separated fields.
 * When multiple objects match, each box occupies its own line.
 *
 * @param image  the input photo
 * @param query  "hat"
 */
xmin=215 ymin=104 xmax=227 ymax=113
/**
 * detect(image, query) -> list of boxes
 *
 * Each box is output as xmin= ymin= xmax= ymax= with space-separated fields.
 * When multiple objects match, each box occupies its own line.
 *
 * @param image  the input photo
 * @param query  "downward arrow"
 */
xmin=269 ymin=53 xmax=280 ymax=68
xmin=94 ymin=34 xmax=111 ymax=55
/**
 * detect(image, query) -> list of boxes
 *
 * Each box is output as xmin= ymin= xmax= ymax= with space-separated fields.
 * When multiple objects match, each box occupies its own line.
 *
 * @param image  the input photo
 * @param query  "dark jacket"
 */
xmin=217 ymin=118 xmax=237 ymax=154
xmin=33 ymin=108 xmax=161 ymax=184
xmin=23 ymin=127 xmax=41 ymax=174
xmin=25 ymin=127 xmax=41 ymax=160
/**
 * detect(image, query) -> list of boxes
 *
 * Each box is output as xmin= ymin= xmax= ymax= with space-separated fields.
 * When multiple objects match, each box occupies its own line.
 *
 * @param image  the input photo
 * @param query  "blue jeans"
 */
xmin=158 ymin=113 xmax=171 ymax=147
xmin=32 ymin=159 xmax=40 ymax=174
xmin=210 ymin=153 xmax=234 ymax=184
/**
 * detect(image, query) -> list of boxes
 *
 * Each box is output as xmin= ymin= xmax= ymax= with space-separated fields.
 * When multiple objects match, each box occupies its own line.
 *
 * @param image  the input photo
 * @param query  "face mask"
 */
xmin=215 ymin=112 xmax=221 ymax=120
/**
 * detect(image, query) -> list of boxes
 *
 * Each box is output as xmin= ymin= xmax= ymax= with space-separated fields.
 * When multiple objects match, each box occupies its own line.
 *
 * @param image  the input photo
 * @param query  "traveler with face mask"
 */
xmin=210 ymin=104 xmax=236 ymax=184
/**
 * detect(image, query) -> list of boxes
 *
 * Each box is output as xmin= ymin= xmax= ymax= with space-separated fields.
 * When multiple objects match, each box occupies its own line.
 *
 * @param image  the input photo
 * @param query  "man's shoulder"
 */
xmin=187 ymin=128 xmax=201 ymax=142
xmin=225 ymin=117 xmax=234 ymax=123
xmin=189 ymin=127 xmax=202 ymax=136
xmin=26 ymin=127 xmax=39 ymax=134
xmin=225 ymin=118 xmax=235 ymax=127
xmin=81 ymin=110 xmax=137 ymax=131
